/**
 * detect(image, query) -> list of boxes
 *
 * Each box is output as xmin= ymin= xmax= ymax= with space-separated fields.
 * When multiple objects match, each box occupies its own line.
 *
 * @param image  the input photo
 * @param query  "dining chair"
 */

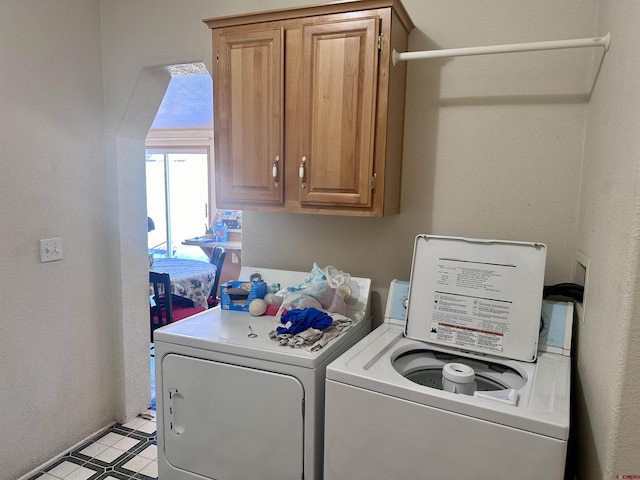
xmin=207 ymin=246 xmax=227 ymax=308
xmin=149 ymin=271 xmax=206 ymax=341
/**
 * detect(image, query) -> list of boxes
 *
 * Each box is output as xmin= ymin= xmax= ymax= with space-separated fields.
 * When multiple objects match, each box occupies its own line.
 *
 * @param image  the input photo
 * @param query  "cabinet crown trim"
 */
xmin=203 ymin=0 xmax=414 ymax=32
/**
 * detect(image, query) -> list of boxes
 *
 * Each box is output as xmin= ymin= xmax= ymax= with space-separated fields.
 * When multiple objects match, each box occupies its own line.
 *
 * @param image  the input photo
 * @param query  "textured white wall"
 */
xmin=575 ymin=1 xmax=640 ymax=478
xmin=0 ymin=1 xmax=112 ymax=479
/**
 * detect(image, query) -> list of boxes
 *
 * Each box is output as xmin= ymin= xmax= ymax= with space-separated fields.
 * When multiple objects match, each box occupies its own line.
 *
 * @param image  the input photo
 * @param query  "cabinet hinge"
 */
xmin=371 ymin=173 xmax=377 ymax=191
xmin=377 ymin=34 xmax=383 ymax=53
xmin=216 ymin=52 xmax=219 ymax=64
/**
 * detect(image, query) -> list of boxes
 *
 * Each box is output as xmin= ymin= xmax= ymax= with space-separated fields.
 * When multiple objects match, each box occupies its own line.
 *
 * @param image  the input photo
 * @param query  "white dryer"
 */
xmin=324 ymin=235 xmax=572 ymax=480
xmin=154 ymin=266 xmax=371 ymax=480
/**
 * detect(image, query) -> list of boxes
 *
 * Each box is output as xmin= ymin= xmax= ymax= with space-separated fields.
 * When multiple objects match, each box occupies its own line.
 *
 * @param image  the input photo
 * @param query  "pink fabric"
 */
xmin=265 ymin=304 xmax=286 ymax=316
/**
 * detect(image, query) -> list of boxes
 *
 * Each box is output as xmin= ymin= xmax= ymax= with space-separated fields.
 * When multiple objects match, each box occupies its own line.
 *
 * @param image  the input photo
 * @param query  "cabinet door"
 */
xmin=214 ymin=27 xmax=284 ymax=206
xmin=298 ymin=17 xmax=379 ymax=207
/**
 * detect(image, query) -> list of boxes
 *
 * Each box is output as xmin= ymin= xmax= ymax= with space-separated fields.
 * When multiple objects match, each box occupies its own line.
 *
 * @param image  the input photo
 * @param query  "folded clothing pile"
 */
xmin=275 ymin=308 xmax=332 ymax=335
xmin=269 ymin=307 xmax=354 ymax=352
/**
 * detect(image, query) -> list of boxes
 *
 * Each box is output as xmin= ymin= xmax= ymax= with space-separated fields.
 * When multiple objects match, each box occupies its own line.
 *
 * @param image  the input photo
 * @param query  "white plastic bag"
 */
xmin=274 ymin=264 xmax=351 ymax=322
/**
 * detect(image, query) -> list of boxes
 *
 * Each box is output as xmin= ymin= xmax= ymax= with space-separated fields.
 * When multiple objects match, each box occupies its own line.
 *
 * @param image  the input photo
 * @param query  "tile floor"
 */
xmin=26 ymin=411 xmax=158 ymax=480
xmin=24 ymin=351 xmax=158 ymax=480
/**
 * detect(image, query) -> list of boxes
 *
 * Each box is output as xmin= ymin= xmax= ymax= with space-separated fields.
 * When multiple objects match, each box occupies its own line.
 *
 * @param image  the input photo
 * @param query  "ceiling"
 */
xmin=151 ymin=69 xmax=213 ymax=130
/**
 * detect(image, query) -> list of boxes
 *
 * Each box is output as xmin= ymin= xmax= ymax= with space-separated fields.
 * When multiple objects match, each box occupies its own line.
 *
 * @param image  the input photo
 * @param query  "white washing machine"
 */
xmin=324 ymin=235 xmax=572 ymax=480
xmin=154 ymin=266 xmax=371 ymax=480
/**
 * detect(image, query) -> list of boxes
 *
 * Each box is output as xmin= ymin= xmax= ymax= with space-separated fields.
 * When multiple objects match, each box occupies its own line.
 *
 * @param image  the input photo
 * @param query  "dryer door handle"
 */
xmin=168 ymin=388 xmax=186 ymax=435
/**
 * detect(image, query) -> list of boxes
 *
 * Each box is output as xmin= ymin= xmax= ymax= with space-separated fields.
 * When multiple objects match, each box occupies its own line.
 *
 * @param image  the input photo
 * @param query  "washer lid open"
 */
xmin=405 ymin=235 xmax=546 ymax=362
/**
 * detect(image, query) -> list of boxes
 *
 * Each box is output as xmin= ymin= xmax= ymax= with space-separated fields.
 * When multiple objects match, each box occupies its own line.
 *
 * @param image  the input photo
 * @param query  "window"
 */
xmin=146 ymin=145 xmax=210 ymax=260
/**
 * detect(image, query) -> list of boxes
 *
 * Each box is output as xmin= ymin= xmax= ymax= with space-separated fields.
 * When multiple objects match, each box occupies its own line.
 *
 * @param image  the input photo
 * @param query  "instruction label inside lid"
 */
xmin=405 ymin=235 xmax=547 ymax=362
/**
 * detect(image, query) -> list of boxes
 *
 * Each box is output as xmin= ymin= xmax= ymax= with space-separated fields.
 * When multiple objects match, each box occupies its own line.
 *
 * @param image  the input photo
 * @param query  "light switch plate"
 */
xmin=40 ymin=237 xmax=63 ymax=262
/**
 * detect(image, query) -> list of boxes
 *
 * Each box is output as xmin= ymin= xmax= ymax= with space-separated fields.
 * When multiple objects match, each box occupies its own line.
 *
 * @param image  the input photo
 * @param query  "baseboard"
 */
xmin=17 ymin=422 xmax=117 ymax=480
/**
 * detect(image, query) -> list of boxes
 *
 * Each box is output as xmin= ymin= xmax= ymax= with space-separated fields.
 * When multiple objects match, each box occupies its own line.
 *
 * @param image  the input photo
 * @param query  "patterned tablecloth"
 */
xmin=151 ymin=257 xmax=216 ymax=308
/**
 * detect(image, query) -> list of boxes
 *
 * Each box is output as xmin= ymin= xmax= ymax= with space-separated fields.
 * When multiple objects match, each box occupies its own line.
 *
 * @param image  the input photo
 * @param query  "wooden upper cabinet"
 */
xmin=213 ymin=27 xmax=284 ymax=205
xmin=205 ymin=0 xmax=414 ymax=216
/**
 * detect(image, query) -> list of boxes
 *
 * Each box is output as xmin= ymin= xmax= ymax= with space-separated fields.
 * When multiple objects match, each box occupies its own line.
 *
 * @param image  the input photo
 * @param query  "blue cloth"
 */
xmin=276 ymin=308 xmax=333 ymax=335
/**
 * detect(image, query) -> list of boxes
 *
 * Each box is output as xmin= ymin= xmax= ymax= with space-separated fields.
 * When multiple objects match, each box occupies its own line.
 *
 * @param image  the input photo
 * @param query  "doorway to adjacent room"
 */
xmin=146 ymin=64 xmax=213 ymax=264
xmin=146 ymin=63 xmax=213 ymax=409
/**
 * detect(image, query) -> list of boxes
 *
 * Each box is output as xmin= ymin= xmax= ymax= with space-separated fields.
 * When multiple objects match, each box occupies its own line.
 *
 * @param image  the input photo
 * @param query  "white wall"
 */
xmin=0 ymin=1 xmax=113 ymax=479
xmin=575 ymin=1 xmax=640 ymax=477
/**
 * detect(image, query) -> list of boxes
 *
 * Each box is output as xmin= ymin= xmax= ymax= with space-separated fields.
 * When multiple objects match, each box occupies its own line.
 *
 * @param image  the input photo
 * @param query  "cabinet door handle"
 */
xmin=272 ymin=155 xmax=280 ymax=188
xmin=299 ymin=156 xmax=307 ymax=189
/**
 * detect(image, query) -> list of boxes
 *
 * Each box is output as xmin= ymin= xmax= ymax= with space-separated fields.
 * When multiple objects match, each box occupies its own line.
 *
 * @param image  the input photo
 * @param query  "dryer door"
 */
xmin=162 ymin=354 xmax=304 ymax=480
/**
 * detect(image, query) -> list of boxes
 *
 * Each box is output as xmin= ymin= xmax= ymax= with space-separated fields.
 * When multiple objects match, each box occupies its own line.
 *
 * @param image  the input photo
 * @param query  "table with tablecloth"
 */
xmin=151 ymin=257 xmax=216 ymax=308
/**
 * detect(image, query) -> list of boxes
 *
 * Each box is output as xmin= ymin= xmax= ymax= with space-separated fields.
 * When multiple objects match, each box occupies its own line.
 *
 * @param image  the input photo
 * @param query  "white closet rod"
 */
xmin=392 ymin=32 xmax=610 ymax=65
